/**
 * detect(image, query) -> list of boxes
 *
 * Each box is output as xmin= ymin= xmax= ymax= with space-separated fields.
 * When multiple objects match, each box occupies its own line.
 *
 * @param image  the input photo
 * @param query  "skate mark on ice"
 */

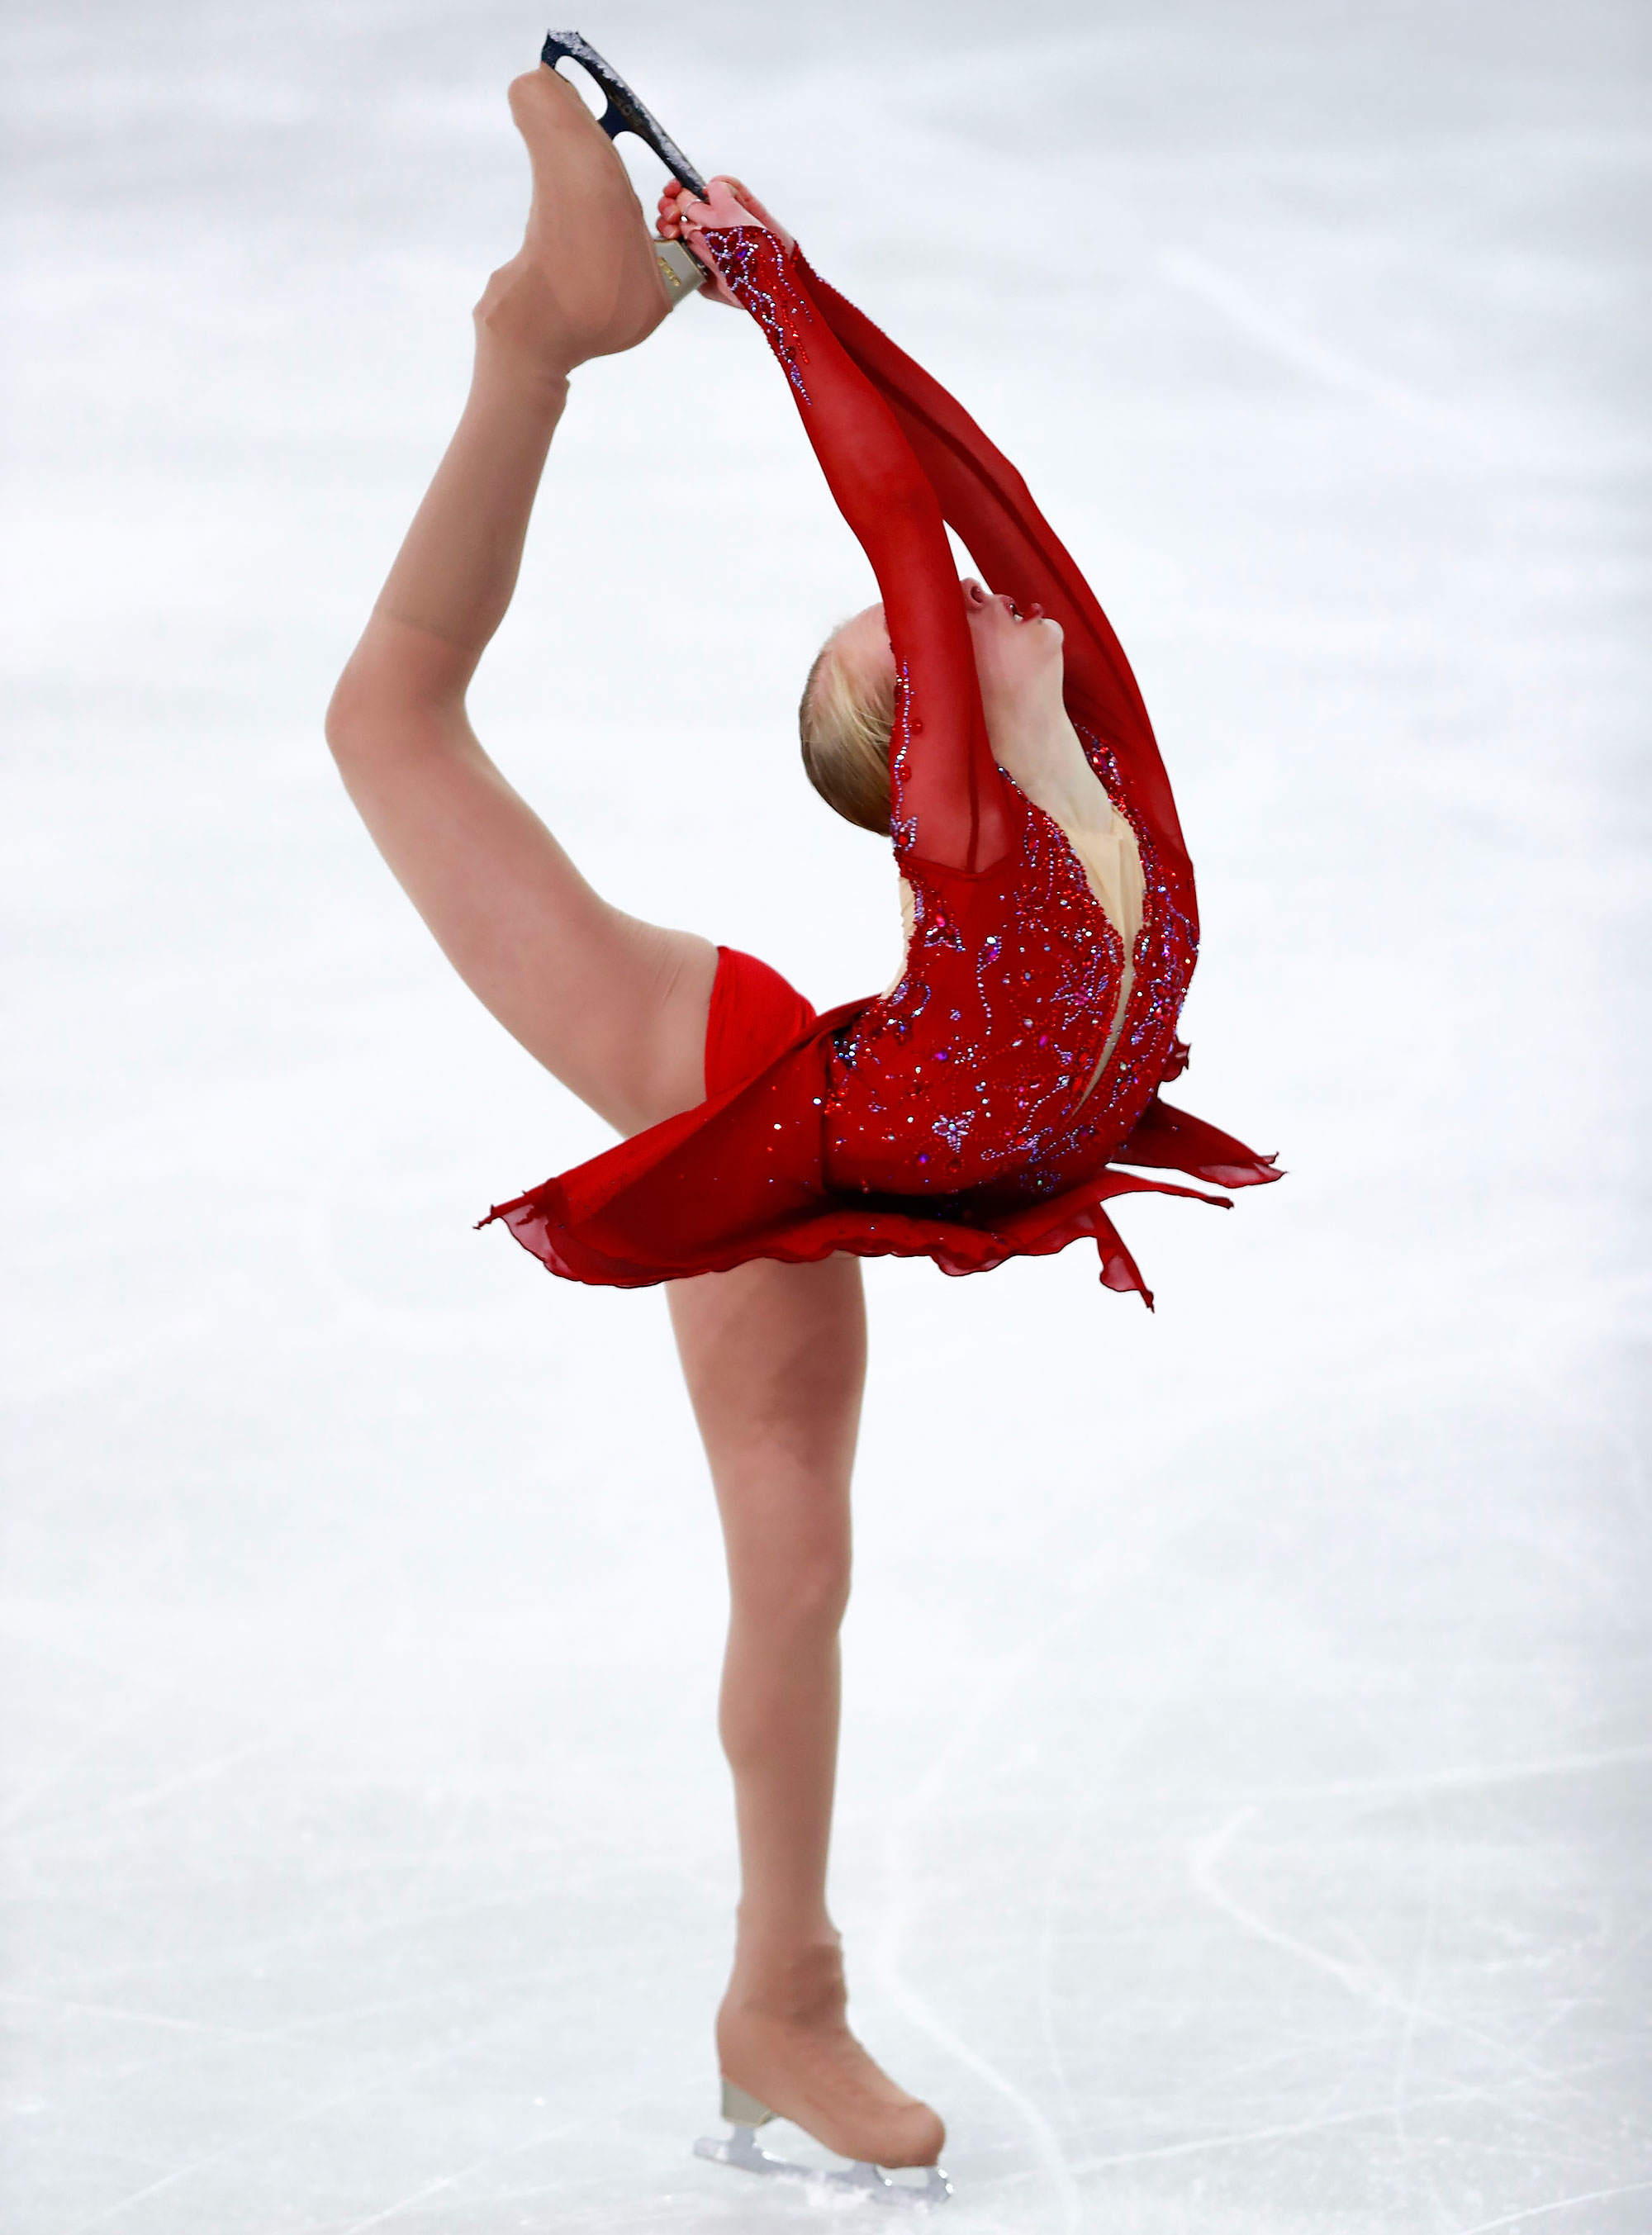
xmin=871 ymin=1620 xmax=1119 ymax=2226
xmin=868 ymin=1461 xmax=1236 ymax=2226
xmin=328 ymin=2119 xmax=593 ymax=2235
xmin=54 ymin=1993 xmax=591 ymax=2234
xmin=1034 ymin=1820 xmax=1083 ymax=2133
xmin=1187 ymin=1808 xmax=1593 ymax=2102
xmin=12 ymin=1669 xmax=382 ymax=1845
xmin=2 ymin=1542 xmax=419 ymax=1840
xmin=880 ymin=1786 xmax=1083 ymax=2228
xmin=1387 ymin=1783 xmax=1442 ymax=2167
xmin=1065 ymin=2087 xmax=1484 ymax=2176
xmin=1163 ymin=249 xmax=1493 ymax=453
xmin=1447 ymin=2178 xmax=1652 ymax=2235
xmin=1515 ymin=1914 xmax=1652 ymax=2056
xmin=0 ymin=1987 xmax=279 ymax=2055
xmin=1227 ymin=1739 xmax=1652 ymax=1807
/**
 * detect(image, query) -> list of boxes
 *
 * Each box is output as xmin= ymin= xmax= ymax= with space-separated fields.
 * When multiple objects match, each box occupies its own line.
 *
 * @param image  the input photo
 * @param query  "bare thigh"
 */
xmin=329 ymin=617 xmax=719 ymax=1136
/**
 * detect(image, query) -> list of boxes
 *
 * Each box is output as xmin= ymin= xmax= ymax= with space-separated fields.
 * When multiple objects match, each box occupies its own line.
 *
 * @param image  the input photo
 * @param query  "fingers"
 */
xmin=678 ymin=177 xmax=762 ymax=232
xmin=657 ymin=177 xmax=727 ymax=233
xmin=714 ymin=175 xmax=795 ymax=252
xmin=657 ymin=178 xmax=689 ymax=238
xmin=657 ymin=173 xmax=794 ymax=253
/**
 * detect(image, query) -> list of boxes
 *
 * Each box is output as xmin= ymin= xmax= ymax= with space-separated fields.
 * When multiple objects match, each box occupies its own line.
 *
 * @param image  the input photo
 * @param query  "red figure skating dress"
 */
xmin=485 ymin=228 xmax=1279 ymax=1303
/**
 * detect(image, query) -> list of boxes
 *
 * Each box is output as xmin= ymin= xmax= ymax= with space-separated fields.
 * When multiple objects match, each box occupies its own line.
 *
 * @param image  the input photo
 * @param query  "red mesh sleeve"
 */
xmin=700 ymin=226 xmax=1013 ymax=875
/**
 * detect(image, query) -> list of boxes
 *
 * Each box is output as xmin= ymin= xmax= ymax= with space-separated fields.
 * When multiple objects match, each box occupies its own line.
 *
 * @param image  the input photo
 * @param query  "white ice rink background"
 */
xmin=4 ymin=2 xmax=1650 ymax=2228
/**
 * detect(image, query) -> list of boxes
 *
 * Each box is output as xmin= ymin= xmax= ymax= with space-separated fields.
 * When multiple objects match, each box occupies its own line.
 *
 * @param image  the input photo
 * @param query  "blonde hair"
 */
xmin=798 ymin=626 xmax=895 ymax=835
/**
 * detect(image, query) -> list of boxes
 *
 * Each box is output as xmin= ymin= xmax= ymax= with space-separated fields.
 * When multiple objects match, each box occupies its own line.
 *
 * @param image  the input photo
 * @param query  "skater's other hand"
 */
xmin=658 ymin=176 xmax=795 ymax=307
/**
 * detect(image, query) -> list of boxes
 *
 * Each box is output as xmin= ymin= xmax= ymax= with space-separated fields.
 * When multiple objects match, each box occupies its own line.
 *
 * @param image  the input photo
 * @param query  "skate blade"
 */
xmin=694 ymin=2123 xmax=952 ymax=2208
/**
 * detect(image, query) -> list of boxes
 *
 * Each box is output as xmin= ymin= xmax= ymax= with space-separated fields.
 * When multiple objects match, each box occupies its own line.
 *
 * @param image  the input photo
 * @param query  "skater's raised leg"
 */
xmin=325 ymin=68 xmax=710 ymax=1136
xmin=669 ymin=1256 xmax=947 ymax=2171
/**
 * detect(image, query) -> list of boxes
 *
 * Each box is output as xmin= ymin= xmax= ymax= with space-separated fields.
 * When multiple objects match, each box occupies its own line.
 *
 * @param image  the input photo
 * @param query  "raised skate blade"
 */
xmin=694 ymin=2123 xmax=952 ymax=2207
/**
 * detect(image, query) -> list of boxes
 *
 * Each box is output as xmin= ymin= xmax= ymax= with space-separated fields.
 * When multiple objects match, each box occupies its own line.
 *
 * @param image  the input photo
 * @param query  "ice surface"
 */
xmin=3 ymin=2 xmax=1650 ymax=2229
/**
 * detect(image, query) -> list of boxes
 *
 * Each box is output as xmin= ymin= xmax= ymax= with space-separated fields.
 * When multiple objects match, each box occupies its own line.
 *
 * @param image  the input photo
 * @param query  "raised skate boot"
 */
xmin=540 ymin=30 xmax=707 ymax=308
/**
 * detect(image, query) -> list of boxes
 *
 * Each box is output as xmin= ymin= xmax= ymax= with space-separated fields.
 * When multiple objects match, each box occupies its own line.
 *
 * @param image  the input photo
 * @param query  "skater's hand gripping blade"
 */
xmin=694 ymin=2123 xmax=952 ymax=2207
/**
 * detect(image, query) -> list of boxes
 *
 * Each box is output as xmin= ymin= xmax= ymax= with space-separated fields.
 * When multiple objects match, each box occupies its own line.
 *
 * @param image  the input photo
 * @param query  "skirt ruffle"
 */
xmin=482 ymin=1004 xmax=1279 ymax=1308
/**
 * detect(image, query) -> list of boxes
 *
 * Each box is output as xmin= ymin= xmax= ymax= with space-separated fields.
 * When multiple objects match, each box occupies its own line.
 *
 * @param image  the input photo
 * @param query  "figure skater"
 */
xmin=326 ymin=62 xmax=1275 ymax=2195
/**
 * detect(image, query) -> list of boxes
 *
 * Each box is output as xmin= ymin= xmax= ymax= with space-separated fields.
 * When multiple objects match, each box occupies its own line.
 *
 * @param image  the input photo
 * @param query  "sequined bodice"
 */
xmin=702 ymin=221 xmax=1201 ymax=1205
xmin=825 ymin=736 xmax=1195 ymax=1201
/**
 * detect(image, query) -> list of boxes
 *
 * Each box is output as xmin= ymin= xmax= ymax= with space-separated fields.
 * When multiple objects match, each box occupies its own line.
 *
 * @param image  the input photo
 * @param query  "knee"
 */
xmin=323 ymin=660 xmax=369 ymax=766
xmin=732 ymin=1539 xmax=852 ymax=1645
xmin=786 ymin=1547 xmax=852 ymax=1639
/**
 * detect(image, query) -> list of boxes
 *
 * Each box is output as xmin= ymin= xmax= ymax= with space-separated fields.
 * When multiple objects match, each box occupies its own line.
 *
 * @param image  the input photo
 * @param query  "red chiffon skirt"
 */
xmin=482 ymin=947 xmax=1279 ymax=1306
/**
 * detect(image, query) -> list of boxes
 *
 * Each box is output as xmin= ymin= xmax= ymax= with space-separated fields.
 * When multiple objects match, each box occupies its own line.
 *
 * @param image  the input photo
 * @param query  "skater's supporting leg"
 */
xmin=668 ymin=1256 xmax=946 ymax=2170
xmin=670 ymin=1254 xmax=861 ymax=1949
xmin=325 ymin=69 xmax=712 ymax=1136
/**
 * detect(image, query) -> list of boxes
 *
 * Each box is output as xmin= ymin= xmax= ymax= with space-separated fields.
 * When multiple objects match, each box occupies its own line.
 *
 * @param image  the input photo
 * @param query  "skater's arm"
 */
xmin=667 ymin=172 xmax=1187 ymax=887
xmin=791 ymin=259 xmax=1190 ymax=880
xmin=674 ymin=186 xmax=1013 ymax=877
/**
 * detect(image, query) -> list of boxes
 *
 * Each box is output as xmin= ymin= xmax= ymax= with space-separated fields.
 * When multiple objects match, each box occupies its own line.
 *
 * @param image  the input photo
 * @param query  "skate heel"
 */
xmin=652 ymin=237 xmax=705 ymax=310
xmin=719 ymin=2076 xmax=774 ymax=2126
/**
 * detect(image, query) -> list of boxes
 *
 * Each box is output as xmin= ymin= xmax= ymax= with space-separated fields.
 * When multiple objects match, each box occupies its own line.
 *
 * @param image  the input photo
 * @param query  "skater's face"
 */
xmin=833 ymin=581 xmax=1066 ymax=750
xmin=958 ymin=577 xmax=1066 ymax=720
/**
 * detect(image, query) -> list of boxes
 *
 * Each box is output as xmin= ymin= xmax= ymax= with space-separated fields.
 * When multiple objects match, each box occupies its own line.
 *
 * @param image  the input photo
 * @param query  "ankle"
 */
xmin=725 ymin=1933 xmax=847 ymax=2023
xmin=472 ymin=266 xmax=580 ymax=388
xmin=729 ymin=1907 xmax=839 ymax=1971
